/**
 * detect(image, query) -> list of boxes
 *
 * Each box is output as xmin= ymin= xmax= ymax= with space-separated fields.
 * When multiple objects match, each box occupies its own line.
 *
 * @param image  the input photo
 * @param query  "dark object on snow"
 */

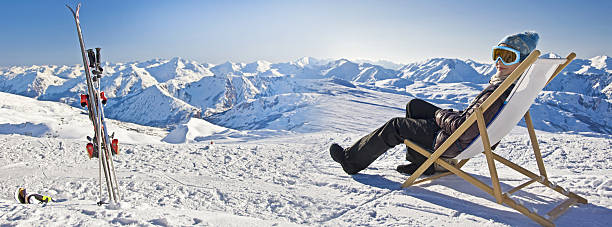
xmin=329 ymin=143 xmax=359 ymax=175
xmin=329 ymin=143 xmax=345 ymax=163
xmin=396 ymin=163 xmax=434 ymax=176
xmin=14 ymin=188 xmax=53 ymax=204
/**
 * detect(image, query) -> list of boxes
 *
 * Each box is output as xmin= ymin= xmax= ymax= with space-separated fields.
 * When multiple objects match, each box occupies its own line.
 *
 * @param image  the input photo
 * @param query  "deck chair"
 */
xmin=402 ymin=50 xmax=587 ymax=227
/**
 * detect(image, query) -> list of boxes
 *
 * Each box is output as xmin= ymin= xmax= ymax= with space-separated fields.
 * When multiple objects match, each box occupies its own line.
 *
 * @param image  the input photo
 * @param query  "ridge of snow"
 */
xmin=162 ymin=118 xmax=232 ymax=143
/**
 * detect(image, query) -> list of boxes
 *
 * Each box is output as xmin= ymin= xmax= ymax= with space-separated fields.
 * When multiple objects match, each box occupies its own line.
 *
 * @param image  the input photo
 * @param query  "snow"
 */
xmin=105 ymin=84 xmax=200 ymax=127
xmin=162 ymin=118 xmax=232 ymax=144
xmin=0 ymin=55 xmax=611 ymax=226
xmin=352 ymin=59 xmax=404 ymax=70
xmin=0 ymin=128 xmax=610 ymax=226
xmin=145 ymin=57 xmax=213 ymax=83
xmin=589 ymin=55 xmax=611 ymax=72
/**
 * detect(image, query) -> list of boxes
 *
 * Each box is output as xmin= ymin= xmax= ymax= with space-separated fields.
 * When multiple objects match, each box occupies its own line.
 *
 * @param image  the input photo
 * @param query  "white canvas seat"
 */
xmin=402 ymin=50 xmax=588 ymax=227
xmin=455 ymin=58 xmax=566 ymax=160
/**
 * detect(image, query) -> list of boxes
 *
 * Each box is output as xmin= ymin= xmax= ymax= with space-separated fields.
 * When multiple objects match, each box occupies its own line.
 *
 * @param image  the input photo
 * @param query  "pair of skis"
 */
xmin=67 ymin=3 xmax=120 ymax=205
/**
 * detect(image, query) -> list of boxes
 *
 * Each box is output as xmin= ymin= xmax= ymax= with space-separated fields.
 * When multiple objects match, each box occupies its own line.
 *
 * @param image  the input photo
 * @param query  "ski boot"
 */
xmin=111 ymin=138 xmax=119 ymax=155
xmin=86 ymin=142 xmax=99 ymax=159
xmin=86 ymin=135 xmax=118 ymax=158
xmin=100 ymin=91 xmax=108 ymax=105
xmin=80 ymin=94 xmax=89 ymax=107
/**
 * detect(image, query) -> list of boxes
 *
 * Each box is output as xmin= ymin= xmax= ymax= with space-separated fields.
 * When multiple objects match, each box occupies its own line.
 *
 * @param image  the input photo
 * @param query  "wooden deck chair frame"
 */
xmin=402 ymin=50 xmax=587 ymax=227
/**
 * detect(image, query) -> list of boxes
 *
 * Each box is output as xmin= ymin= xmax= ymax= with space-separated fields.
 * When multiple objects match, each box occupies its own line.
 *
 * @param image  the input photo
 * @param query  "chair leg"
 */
xmin=432 ymin=155 xmax=556 ymax=227
xmin=476 ymin=107 xmax=503 ymax=204
xmin=525 ymin=111 xmax=548 ymax=178
xmin=501 ymin=193 xmax=556 ymax=227
xmin=402 ymin=140 xmax=577 ymax=226
xmin=491 ymin=152 xmax=588 ymax=204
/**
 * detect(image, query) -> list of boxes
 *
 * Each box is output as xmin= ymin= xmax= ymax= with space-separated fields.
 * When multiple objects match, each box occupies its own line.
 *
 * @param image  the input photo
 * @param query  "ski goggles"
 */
xmin=492 ymin=46 xmax=521 ymax=65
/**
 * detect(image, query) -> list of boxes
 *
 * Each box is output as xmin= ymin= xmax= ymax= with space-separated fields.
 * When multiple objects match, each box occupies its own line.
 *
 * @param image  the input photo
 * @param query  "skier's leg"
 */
xmin=405 ymin=99 xmax=441 ymax=119
xmin=404 ymin=99 xmax=441 ymax=162
xmin=339 ymin=117 xmax=439 ymax=174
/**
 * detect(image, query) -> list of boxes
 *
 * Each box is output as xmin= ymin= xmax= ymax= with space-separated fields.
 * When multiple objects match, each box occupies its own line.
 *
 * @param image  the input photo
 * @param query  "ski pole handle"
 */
xmin=95 ymin=48 xmax=101 ymax=65
xmin=87 ymin=49 xmax=96 ymax=68
xmin=95 ymin=48 xmax=103 ymax=74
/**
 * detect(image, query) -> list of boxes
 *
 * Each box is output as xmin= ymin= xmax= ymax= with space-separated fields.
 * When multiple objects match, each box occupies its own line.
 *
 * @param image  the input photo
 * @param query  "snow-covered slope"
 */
xmin=0 ymin=91 xmax=166 ymax=144
xmin=0 ymin=115 xmax=610 ymax=226
xmin=106 ymin=84 xmax=201 ymax=127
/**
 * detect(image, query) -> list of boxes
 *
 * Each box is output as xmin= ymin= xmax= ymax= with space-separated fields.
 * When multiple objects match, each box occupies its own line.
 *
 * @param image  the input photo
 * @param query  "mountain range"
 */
xmin=1 ymin=54 xmax=610 ymax=135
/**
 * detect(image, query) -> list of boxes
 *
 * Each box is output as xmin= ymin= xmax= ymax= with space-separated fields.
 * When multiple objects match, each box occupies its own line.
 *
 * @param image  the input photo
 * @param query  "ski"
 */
xmin=66 ymin=3 xmax=120 ymax=204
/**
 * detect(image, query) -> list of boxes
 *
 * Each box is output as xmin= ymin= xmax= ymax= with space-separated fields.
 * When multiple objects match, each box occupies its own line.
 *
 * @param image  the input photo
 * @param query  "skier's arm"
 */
xmin=435 ymin=93 xmax=506 ymax=142
xmin=435 ymin=109 xmax=465 ymax=134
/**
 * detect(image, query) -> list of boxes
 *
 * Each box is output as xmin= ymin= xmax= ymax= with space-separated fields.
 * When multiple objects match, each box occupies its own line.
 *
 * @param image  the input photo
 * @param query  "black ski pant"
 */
xmin=342 ymin=99 xmax=441 ymax=174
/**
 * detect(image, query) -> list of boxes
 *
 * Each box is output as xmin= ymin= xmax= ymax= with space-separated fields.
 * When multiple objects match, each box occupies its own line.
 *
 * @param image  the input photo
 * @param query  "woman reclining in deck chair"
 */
xmin=330 ymin=31 xmax=539 ymax=175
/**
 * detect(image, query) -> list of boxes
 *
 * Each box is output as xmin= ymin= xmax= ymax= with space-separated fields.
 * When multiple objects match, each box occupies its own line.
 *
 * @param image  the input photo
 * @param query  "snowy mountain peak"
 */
xmin=243 ymin=60 xmax=272 ymax=74
xmin=566 ymin=55 xmax=612 ymax=75
xmin=352 ymin=59 xmax=403 ymax=70
xmin=335 ymin=58 xmax=352 ymax=65
xmin=399 ymin=57 xmax=489 ymax=83
xmin=293 ymin=57 xmax=331 ymax=68
xmin=589 ymin=55 xmax=611 ymax=70
xmin=106 ymin=84 xmax=200 ymax=126
xmin=294 ymin=57 xmax=312 ymax=67
xmin=168 ymin=57 xmax=186 ymax=68
xmin=541 ymin=52 xmax=562 ymax=58
xmin=426 ymin=58 xmax=461 ymax=66
xmin=211 ymin=61 xmax=244 ymax=76
xmin=0 ymin=65 xmax=66 ymax=98
xmin=322 ymin=59 xmax=360 ymax=81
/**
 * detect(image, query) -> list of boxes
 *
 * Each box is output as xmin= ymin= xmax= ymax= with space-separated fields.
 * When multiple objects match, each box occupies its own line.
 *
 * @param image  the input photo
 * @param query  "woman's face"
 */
xmin=495 ymin=44 xmax=520 ymax=76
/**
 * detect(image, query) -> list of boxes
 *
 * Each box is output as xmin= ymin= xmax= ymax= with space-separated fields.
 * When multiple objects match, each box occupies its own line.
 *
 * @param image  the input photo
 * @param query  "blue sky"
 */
xmin=1 ymin=0 xmax=610 ymax=66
